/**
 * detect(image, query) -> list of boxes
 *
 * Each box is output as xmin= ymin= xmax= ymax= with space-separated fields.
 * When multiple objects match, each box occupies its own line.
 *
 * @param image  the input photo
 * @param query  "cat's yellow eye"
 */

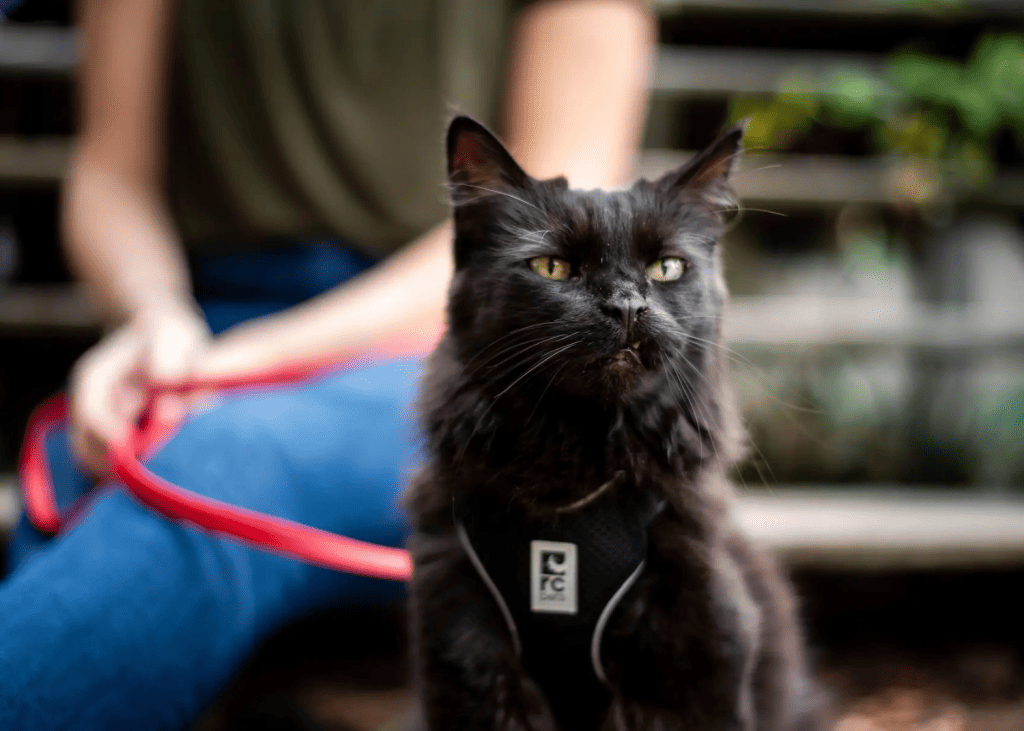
xmin=647 ymin=257 xmax=685 ymax=282
xmin=530 ymin=256 xmax=571 ymax=281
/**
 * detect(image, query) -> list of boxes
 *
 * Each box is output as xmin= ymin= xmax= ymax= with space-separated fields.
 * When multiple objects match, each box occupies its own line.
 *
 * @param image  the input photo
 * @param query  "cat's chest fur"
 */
xmin=418 ymin=340 xmax=714 ymax=515
xmin=411 ymin=352 xmax=729 ymax=729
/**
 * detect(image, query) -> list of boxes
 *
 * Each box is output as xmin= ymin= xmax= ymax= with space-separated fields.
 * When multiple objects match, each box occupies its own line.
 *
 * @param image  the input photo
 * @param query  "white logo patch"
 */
xmin=530 ymin=540 xmax=577 ymax=614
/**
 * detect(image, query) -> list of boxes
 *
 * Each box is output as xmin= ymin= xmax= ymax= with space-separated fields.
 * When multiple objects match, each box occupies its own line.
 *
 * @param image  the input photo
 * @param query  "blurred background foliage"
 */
xmin=731 ymin=31 xmax=1024 ymax=188
xmin=707 ymin=8 xmax=1024 ymax=492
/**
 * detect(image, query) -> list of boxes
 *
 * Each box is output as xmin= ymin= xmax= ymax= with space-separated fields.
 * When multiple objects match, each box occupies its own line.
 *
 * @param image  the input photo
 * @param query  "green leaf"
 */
xmin=970 ymin=33 xmax=1024 ymax=129
xmin=825 ymin=66 xmax=883 ymax=127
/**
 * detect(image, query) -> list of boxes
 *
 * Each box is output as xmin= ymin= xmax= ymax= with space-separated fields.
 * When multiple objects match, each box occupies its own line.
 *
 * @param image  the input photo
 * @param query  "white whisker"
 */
xmin=451 ymin=183 xmax=544 ymax=213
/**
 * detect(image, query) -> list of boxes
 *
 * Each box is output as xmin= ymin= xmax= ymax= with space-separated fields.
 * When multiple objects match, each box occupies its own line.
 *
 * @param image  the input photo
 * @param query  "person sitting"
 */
xmin=0 ymin=1 xmax=655 ymax=728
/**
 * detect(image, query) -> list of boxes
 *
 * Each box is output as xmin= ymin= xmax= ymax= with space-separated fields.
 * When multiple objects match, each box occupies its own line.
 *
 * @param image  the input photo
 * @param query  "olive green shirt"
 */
xmin=166 ymin=0 xmax=521 ymax=256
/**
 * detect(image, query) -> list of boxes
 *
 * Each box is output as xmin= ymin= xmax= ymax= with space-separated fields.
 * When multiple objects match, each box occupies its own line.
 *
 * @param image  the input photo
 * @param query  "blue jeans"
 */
xmin=0 ymin=241 xmax=419 ymax=730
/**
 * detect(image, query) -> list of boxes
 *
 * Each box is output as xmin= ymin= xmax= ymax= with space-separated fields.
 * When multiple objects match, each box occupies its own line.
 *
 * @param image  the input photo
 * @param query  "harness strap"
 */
xmin=590 ymin=559 xmax=648 ymax=686
xmin=453 ymin=486 xmax=664 ymax=726
xmin=455 ymin=521 xmax=522 ymax=656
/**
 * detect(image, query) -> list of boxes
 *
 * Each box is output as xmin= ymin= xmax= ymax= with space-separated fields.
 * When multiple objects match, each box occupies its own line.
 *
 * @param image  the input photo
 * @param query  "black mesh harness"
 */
xmin=454 ymin=486 xmax=664 ymax=729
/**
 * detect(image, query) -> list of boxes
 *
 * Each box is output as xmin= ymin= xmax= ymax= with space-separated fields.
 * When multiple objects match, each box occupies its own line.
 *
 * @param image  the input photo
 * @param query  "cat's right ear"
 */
xmin=447 ymin=116 xmax=529 ymax=199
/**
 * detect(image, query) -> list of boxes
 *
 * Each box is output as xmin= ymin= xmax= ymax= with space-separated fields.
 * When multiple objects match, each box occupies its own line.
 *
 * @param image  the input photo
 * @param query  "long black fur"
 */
xmin=405 ymin=116 xmax=824 ymax=731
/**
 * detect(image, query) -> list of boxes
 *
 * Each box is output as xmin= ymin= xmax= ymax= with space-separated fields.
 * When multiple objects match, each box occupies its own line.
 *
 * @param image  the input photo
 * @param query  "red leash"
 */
xmin=19 ymin=327 xmax=441 ymax=581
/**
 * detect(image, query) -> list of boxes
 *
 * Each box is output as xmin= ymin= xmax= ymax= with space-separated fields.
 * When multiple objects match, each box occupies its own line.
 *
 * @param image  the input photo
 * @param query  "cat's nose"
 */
xmin=602 ymin=296 xmax=648 ymax=333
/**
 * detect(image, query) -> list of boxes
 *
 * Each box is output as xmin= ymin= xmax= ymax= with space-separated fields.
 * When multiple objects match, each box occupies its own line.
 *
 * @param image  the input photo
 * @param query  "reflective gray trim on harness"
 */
xmin=590 ymin=559 xmax=647 ymax=686
xmin=455 ymin=521 xmax=523 ymax=656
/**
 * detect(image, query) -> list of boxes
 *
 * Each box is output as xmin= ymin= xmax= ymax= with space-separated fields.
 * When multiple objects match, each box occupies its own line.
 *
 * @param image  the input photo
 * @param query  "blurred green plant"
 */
xmin=731 ymin=32 xmax=1024 ymax=187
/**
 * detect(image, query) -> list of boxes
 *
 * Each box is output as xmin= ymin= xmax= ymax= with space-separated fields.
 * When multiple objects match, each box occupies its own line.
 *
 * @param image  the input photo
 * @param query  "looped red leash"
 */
xmin=19 ymin=327 xmax=442 ymax=581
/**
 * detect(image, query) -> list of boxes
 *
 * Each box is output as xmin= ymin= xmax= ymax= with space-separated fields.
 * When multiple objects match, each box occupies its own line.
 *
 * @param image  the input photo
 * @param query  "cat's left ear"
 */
xmin=655 ymin=123 xmax=744 ymax=208
xmin=447 ymin=116 xmax=529 ymax=196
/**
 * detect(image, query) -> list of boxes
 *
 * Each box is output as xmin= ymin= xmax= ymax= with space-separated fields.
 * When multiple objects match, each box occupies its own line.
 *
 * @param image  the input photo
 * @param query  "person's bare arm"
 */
xmin=503 ymin=0 xmax=655 ymax=188
xmin=199 ymin=0 xmax=656 ymax=375
xmin=65 ymin=0 xmax=210 ymax=473
xmin=65 ymin=0 xmax=186 ymax=321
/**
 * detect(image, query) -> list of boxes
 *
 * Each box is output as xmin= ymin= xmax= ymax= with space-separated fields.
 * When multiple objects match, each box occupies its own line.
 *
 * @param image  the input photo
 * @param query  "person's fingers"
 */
xmin=69 ymin=326 xmax=145 ymax=475
xmin=66 ymin=306 xmax=210 ymax=475
xmin=144 ymin=308 xmax=210 ymax=424
xmin=69 ymin=423 xmax=108 ymax=478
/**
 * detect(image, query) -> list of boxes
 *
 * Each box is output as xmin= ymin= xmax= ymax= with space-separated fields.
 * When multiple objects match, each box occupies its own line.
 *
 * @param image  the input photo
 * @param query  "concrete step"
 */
xmin=653 ymin=46 xmax=884 ymax=98
xmin=0 ymin=134 xmax=71 ymax=185
xmin=0 ymin=24 xmax=77 ymax=76
xmin=0 ymin=474 xmax=18 ymax=533
xmin=735 ymin=487 xmax=1024 ymax=571
xmin=0 ymin=283 xmax=97 ymax=332
xmin=6 ymin=135 xmax=1024 ymax=209
xmin=2 ymin=477 xmax=1023 ymax=571
xmin=655 ymin=0 xmax=1024 ymax=16
xmin=638 ymin=149 xmax=1024 ymax=208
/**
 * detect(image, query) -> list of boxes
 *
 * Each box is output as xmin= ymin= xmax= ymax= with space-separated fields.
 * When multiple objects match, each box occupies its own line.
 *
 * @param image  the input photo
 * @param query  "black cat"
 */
xmin=405 ymin=116 xmax=824 ymax=731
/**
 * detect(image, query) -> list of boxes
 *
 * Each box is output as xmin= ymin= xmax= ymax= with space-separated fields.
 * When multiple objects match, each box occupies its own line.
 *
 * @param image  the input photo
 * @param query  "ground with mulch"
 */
xmin=198 ymin=569 xmax=1024 ymax=731
xmin=820 ymin=645 xmax=1024 ymax=731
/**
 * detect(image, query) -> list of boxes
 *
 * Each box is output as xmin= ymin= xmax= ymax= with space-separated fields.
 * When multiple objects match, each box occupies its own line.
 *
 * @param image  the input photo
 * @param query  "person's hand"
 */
xmin=69 ymin=300 xmax=211 ymax=476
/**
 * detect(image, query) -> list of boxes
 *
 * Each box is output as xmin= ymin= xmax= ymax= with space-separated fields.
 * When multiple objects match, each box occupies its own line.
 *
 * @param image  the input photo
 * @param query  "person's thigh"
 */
xmin=142 ymin=357 xmax=422 ymax=618
xmin=0 ymin=359 xmax=419 ymax=731
xmin=7 ymin=424 xmax=95 ymax=572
